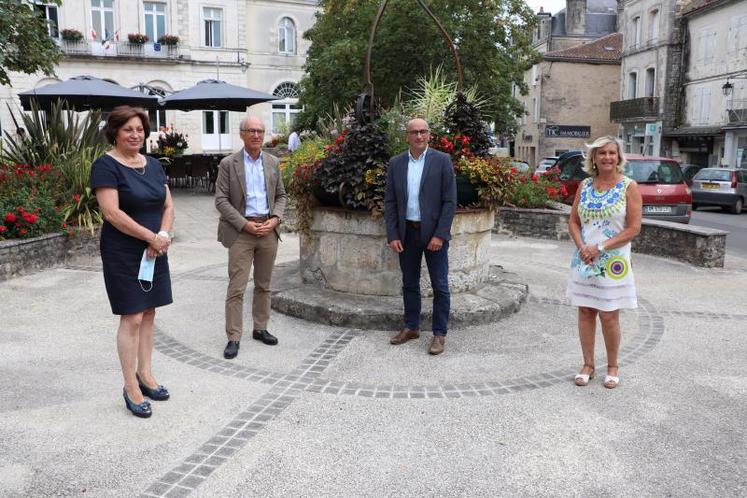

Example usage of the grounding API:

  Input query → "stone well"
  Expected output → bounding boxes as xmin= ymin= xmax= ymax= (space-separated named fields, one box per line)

xmin=299 ymin=207 xmax=495 ymax=296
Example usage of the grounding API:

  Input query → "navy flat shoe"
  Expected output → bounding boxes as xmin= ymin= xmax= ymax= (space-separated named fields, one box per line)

xmin=136 ymin=373 xmax=170 ymax=401
xmin=123 ymin=388 xmax=152 ymax=418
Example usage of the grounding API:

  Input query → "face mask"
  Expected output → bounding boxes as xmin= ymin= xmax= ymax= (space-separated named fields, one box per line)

xmin=138 ymin=249 xmax=155 ymax=292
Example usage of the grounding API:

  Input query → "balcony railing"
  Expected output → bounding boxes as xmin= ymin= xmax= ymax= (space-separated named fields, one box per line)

xmin=610 ymin=97 xmax=660 ymax=121
xmin=727 ymin=100 xmax=747 ymax=124
xmin=59 ymin=40 xmax=180 ymax=59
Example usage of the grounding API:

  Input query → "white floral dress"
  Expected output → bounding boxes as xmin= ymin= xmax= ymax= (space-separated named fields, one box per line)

xmin=566 ymin=176 xmax=637 ymax=311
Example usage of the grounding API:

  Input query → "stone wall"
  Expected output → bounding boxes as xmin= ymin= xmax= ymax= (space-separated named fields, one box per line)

xmin=495 ymin=206 xmax=727 ymax=267
xmin=0 ymin=228 xmax=100 ymax=281
xmin=300 ymin=208 xmax=495 ymax=296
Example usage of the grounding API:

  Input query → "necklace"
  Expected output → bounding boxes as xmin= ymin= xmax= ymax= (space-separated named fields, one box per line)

xmin=109 ymin=151 xmax=146 ymax=175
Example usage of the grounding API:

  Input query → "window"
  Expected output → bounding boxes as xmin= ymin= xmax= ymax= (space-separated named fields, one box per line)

xmin=693 ymin=88 xmax=711 ymax=125
xmin=649 ymin=9 xmax=659 ymax=42
xmin=203 ymin=7 xmax=222 ymax=48
xmin=728 ymin=16 xmax=747 ymax=54
xmin=628 ymin=72 xmax=638 ymax=99
xmin=531 ymin=64 xmax=538 ymax=86
xmin=699 ymin=27 xmax=716 ymax=63
xmin=278 ymin=17 xmax=296 ymax=54
xmin=34 ymin=3 xmax=59 ymax=38
xmin=632 ymin=16 xmax=641 ymax=48
xmin=532 ymin=97 xmax=539 ymax=122
xmin=645 ymin=68 xmax=655 ymax=97
xmin=271 ymin=82 xmax=301 ymax=133
xmin=91 ymin=0 xmax=115 ymax=40
xmin=144 ymin=2 xmax=166 ymax=41
xmin=202 ymin=111 xmax=229 ymax=151
xmin=145 ymin=87 xmax=166 ymax=132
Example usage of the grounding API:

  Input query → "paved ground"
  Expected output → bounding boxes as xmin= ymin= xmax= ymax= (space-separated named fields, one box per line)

xmin=1 ymin=190 xmax=746 ymax=497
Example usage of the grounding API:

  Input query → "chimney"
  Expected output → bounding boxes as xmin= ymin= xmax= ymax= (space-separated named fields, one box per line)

xmin=565 ymin=0 xmax=587 ymax=35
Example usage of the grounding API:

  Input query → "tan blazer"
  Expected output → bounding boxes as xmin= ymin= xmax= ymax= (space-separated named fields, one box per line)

xmin=215 ymin=149 xmax=287 ymax=248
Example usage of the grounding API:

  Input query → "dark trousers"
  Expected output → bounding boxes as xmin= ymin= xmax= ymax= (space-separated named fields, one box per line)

xmin=399 ymin=223 xmax=450 ymax=335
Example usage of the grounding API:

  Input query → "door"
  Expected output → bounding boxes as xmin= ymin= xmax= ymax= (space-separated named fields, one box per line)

xmin=201 ymin=111 xmax=230 ymax=152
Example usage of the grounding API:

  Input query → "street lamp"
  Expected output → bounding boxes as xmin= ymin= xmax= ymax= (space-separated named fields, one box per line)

xmin=722 ymin=79 xmax=733 ymax=96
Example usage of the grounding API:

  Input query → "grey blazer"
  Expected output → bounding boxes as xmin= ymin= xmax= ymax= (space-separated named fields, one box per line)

xmin=215 ymin=149 xmax=287 ymax=248
xmin=384 ymin=148 xmax=456 ymax=245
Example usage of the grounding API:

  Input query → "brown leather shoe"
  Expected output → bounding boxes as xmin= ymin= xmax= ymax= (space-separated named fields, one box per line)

xmin=390 ymin=328 xmax=420 ymax=345
xmin=428 ymin=336 xmax=445 ymax=355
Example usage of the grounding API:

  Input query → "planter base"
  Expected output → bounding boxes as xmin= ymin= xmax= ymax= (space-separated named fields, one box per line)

xmin=272 ymin=262 xmax=528 ymax=329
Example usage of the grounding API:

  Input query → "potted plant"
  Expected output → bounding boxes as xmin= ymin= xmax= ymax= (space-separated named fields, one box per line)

xmin=156 ymin=126 xmax=189 ymax=156
xmin=157 ymin=34 xmax=180 ymax=46
xmin=127 ymin=33 xmax=149 ymax=44
xmin=60 ymin=29 xmax=84 ymax=43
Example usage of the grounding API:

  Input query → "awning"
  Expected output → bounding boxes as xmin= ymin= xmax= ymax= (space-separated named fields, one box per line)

xmin=663 ymin=126 xmax=723 ymax=137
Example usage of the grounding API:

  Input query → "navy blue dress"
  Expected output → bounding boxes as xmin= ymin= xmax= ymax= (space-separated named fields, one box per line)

xmin=90 ymin=154 xmax=173 ymax=315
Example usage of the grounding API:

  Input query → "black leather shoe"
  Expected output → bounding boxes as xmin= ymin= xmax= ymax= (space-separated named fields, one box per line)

xmin=224 ymin=340 xmax=240 ymax=359
xmin=252 ymin=329 xmax=278 ymax=346
xmin=136 ymin=373 xmax=170 ymax=401
xmin=123 ymin=388 xmax=152 ymax=418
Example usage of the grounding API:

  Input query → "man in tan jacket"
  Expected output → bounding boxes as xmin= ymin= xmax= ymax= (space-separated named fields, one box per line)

xmin=215 ymin=116 xmax=286 ymax=359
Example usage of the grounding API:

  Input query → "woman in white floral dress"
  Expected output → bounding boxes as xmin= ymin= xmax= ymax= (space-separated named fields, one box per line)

xmin=567 ymin=136 xmax=642 ymax=389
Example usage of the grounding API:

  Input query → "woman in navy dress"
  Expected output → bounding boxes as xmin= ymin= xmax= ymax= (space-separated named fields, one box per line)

xmin=91 ymin=106 xmax=174 ymax=418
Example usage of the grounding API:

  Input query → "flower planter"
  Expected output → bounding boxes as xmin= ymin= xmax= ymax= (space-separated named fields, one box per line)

xmin=456 ymin=174 xmax=479 ymax=206
xmin=300 ymin=207 xmax=494 ymax=296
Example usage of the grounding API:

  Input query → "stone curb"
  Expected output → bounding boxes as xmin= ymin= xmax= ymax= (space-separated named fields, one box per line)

xmin=271 ymin=263 xmax=528 ymax=329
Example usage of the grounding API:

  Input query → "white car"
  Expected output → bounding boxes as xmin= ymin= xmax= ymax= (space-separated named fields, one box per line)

xmin=532 ymin=157 xmax=558 ymax=179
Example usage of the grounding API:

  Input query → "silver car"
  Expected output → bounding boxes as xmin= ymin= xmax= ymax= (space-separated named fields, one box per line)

xmin=691 ymin=168 xmax=747 ymax=214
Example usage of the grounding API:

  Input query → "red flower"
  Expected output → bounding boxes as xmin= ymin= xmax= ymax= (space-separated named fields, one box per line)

xmin=22 ymin=213 xmax=38 ymax=224
xmin=72 ymin=193 xmax=81 ymax=203
xmin=0 ymin=226 xmax=6 ymax=233
xmin=19 ymin=229 xmax=27 ymax=236
xmin=5 ymin=212 xmax=17 ymax=223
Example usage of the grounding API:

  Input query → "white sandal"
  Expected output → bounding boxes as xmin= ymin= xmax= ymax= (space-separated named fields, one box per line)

xmin=574 ymin=365 xmax=595 ymax=386
xmin=604 ymin=365 xmax=619 ymax=389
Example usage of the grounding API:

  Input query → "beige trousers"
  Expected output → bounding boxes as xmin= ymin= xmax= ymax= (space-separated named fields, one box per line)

xmin=225 ymin=231 xmax=279 ymax=341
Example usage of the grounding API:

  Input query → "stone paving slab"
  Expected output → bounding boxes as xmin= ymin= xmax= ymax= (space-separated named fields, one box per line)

xmin=1 ymin=191 xmax=746 ymax=497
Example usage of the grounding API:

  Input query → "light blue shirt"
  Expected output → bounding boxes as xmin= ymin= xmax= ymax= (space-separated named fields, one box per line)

xmin=244 ymin=150 xmax=269 ymax=216
xmin=406 ymin=147 xmax=427 ymax=221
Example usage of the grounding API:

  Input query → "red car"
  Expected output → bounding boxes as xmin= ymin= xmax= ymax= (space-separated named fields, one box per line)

xmin=557 ymin=153 xmax=692 ymax=224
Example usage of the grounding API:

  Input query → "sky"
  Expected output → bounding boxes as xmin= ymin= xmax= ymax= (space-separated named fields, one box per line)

xmin=524 ymin=0 xmax=567 ymax=15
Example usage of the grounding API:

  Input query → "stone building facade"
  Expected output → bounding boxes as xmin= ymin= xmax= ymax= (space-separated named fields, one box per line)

xmin=611 ymin=0 xmax=680 ymax=158
xmin=0 ymin=0 xmax=319 ymax=154
xmin=515 ymin=0 xmax=620 ymax=166
xmin=672 ymin=0 xmax=747 ymax=168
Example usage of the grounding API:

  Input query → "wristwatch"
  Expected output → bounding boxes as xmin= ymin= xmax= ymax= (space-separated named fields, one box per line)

xmin=596 ymin=242 xmax=605 ymax=253
xmin=157 ymin=230 xmax=171 ymax=241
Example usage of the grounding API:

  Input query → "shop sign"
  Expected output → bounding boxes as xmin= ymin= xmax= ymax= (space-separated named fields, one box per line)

xmin=544 ymin=125 xmax=591 ymax=138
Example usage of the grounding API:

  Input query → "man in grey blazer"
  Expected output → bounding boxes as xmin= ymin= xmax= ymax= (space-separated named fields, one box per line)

xmin=384 ymin=118 xmax=457 ymax=355
xmin=215 ymin=116 xmax=286 ymax=359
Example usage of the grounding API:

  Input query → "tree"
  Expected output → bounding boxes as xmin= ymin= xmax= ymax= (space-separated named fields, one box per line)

xmin=0 ymin=0 xmax=63 ymax=86
xmin=298 ymin=0 xmax=539 ymax=134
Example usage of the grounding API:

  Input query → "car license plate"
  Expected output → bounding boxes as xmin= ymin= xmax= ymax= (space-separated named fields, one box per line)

xmin=702 ymin=183 xmax=720 ymax=189
xmin=644 ymin=205 xmax=672 ymax=214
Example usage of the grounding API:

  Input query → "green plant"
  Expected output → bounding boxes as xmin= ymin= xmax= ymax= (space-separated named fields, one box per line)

xmin=378 ymin=104 xmax=409 ymax=158
xmin=457 ymin=156 xmax=517 ymax=210
xmin=1 ymin=100 xmax=107 ymax=167
xmin=315 ymin=117 xmax=390 ymax=210
xmin=60 ymin=28 xmax=83 ymax=42
xmin=280 ymin=137 xmax=328 ymax=190
xmin=57 ymin=147 xmax=103 ymax=234
xmin=443 ymin=93 xmax=492 ymax=157
xmin=0 ymin=163 xmax=65 ymax=240
xmin=128 ymin=33 xmax=149 ymax=44
xmin=157 ymin=34 xmax=179 ymax=46
xmin=404 ymin=65 xmax=491 ymax=132
xmin=508 ymin=168 xmax=566 ymax=208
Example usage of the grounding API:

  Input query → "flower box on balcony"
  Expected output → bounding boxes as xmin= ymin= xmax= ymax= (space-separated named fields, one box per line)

xmin=128 ymin=33 xmax=150 ymax=44
xmin=157 ymin=34 xmax=180 ymax=46
xmin=60 ymin=29 xmax=84 ymax=42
